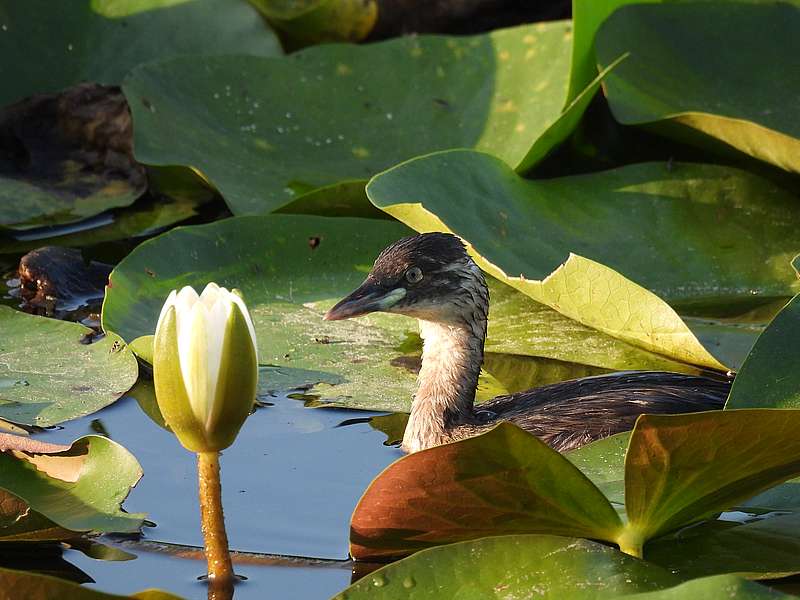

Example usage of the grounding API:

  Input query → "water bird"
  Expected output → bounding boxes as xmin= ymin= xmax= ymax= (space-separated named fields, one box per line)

xmin=324 ymin=233 xmax=730 ymax=453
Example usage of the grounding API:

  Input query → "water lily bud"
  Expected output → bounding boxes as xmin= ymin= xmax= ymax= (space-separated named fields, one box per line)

xmin=153 ymin=283 xmax=258 ymax=453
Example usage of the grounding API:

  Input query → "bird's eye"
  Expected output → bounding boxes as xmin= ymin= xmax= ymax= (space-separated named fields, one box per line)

xmin=405 ymin=266 xmax=423 ymax=284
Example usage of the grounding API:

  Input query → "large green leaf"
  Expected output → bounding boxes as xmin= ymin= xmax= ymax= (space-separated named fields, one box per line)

xmin=726 ymin=295 xmax=800 ymax=409
xmin=349 ymin=423 xmax=621 ymax=561
xmin=367 ymin=151 xmax=800 ymax=369
xmin=622 ymin=410 xmax=800 ymax=556
xmin=0 ymin=434 xmax=145 ymax=535
xmin=566 ymin=431 xmax=629 ymax=505
xmin=101 ymin=215 xmax=720 ymax=414
xmin=596 ymin=2 xmax=800 ymax=173
xmin=0 ymin=565 xmax=181 ymax=600
xmin=0 ymin=0 xmax=280 ymax=107
xmin=647 ymin=513 xmax=800 ymax=580
xmin=625 ymin=574 xmax=790 ymax=599
xmin=338 ymin=535 xmax=679 ymax=599
xmin=251 ymin=0 xmax=378 ymax=46
xmin=0 ymin=307 xmax=138 ymax=427
xmin=122 ymin=21 xmax=602 ymax=215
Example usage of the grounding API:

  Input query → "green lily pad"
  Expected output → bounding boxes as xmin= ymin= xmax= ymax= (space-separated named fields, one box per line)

xmin=122 ymin=20 xmax=603 ymax=215
xmin=367 ymin=152 xmax=800 ymax=369
xmin=596 ymin=2 xmax=800 ymax=173
xmin=0 ymin=565 xmax=181 ymax=600
xmin=0 ymin=307 xmax=138 ymax=427
xmin=251 ymin=0 xmax=378 ymax=47
xmin=726 ymin=295 xmax=800 ymax=409
xmin=349 ymin=422 xmax=621 ymax=561
xmin=339 ymin=534 xmax=679 ymax=599
xmin=0 ymin=0 xmax=280 ymax=107
xmin=623 ymin=410 xmax=800 ymax=555
xmin=102 ymin=215 xmax=725 ymax=415
xmin=0 ymin=434 xmax=145 ymax=536
xmin=647 ymin=513 xmax=800 ymax=580
xmin=625 ymin=574 xmax=789 ymax=600
xmin=566 ymin=431 xmax=630 ymax=505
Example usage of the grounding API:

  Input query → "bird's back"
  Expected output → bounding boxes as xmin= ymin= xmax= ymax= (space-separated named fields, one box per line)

xmin=469 ymin=371 xmax=731 ymax=452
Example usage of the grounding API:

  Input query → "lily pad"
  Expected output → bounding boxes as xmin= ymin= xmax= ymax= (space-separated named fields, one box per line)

xmin=0 ymin=433 xmax=145 ymax=536
xmin=338 ymin=535 xmax=679 ymax=599
xmin=122 ymin=20 xmax=602 ymax=215
xmin=596 ymin=2 xmax=800 ymax=173
xmin=625 ymin=574 xmax=789 ymax=600
xmin=0 ymin=84 xmax=145 ymax=231
xmin=0 ymin=0 xmax=281 ymax=107
xmin=0 ymin=307 xmax=138 ymax=426
xmin=0 ymin=565 xmax=181 ymax=600
xmin=726 ymin=295 xmax=800 ymax=409
xmin=349 ymin=422 xmax=621 ymax=561
xmin=566 ymin=431 xmax=630 ymax=505
xmin=102 ymin=215 xmax=726 ymax=415
xmin=251 ymin=0 xmax=378 ymax=46
xmin=367 ymin=152 xmax=800 ymax=369
xmin=622 ymin=410 xmax=800 ymax=555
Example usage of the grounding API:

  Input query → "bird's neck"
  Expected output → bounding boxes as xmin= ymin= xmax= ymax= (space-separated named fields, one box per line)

xmin=402 ymin=318 xmax=486 ymax=453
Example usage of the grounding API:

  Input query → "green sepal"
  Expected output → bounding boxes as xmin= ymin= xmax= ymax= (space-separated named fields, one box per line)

xmin=205 ymin=300 xmax=258 ymax=451
xmin=152 ymin=305 xmax=208 ymax=453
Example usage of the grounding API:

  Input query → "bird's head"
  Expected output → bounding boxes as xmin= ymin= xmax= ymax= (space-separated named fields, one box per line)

xmin=324 ymin=232 xmax=488 ymax=325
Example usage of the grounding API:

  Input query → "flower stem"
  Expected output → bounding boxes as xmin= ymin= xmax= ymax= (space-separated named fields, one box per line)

xmin=198 ymin=451 xmax=234 ymax=589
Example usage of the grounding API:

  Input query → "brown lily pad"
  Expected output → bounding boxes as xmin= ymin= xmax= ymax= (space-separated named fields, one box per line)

xmin=0 ymin=83 xmax=146 ymax=230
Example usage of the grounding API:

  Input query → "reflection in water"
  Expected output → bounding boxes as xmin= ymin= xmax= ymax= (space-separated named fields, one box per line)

xmin=34 ymin=389 xmax=400 ymax=598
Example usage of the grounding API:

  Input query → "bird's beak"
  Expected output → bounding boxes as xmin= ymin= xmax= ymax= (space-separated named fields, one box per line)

xmin=324 ymin=280 xmax=406 ymax=321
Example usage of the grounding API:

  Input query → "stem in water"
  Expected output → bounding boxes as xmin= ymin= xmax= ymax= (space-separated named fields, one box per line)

xmin=198 ymin=451 xmax=234 ymax=599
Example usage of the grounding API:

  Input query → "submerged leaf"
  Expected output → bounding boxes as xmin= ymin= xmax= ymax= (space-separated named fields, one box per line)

xmin=349 ymin=423 xmax=620 ymax=561
xmin=596 ymin=2 xmax=800 ymax=173
xmin=0 ymin=307 xmax=138 ymax=427
xmin=122 ymin=21 xmax=596 ymax=215
xmin=0 ymin=84 xmax=145 ymax=231
xmin=0 ymin=433 xmax=145 ymax=537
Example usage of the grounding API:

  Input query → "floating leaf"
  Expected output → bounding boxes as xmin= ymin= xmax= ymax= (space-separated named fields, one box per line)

xmin=0 ymin=84 xmax=145 ymax=231
xmin=0 ymin=565 xmax=181 ymax=599
xmin=625 ymin=574 xmax=789 ymax=600
xmin=251 ymin=0 xmax=378 ymax=47
xmin=726 ymin=295 xmax=799 ymax=409
xmin=566 ymin=431 xmax=629 ymax=504
xmin=340 ymin=534 xmax=679 ymax=599
xmin=367 ymin=152 xmax=800 ymax=369
xmin=0 ymin=0 xmax=280 ymax=107
xmin=101 ymin=215 xmax=721 ymax=415
xmin=0 ymin=433 xmax=145 ymax=536
xmin=647 ymin=513 xmax=800 ymax=580
xmin=622 ymin=410 xmax=800 ymax=556
xmin=349 ymin=423 xmax=621 ymax=561
xmin=596 ymin=2 xmax=800 ymax=173
xmin=0 ymin=307 xmax=138 ymax=426
xmin=122 ymin=21 xmax=601 ymax=215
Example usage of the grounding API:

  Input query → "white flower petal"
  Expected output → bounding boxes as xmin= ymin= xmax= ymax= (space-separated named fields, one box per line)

xmin=203 ymin=296 xmax=231 ymax=429
xmin=155 ymin=289 xmax=177 ymax=337
xmin=229 ymin=291 xmax=258 ymax=362
xmin=200 ymin=282 xmax=222 ymax=310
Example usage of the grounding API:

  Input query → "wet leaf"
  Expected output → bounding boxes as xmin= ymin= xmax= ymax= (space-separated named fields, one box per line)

xmin=367 ymin=152 xmax=799 ymax=369
xmin=122 ymin=21 xmax=599 ymax=215
xmin=349 ymin=423 xmax=621 ymax=561
xmin=252 ymin=0 xmax=378 ymax=46
xmin=0 ymin=0 xmax=281 ymax=107
xmin=0 ymin=433 xmax=145 ymax=537
xmin=726 ymin=295 xmax=800 ymax=409
xmin=623 ymin=410 xmax=800 ymax=551
xmin=0 ymin=307 xmax=139 ymax=426
xmin=102 ymin=215 xmax=719 ymax=415
xmin=566 ymin=431 xmax=629 ymax=505
xmin=340 ymin=535 xmax=679 ymax=599
xmin=596 ymin=2 xmax=800 ymax=173
xmin=647 ymin=513 xmax=800 ymax=580
xmin=0 ymin=85 xmax=145 ymax=231
xmin=625 ymin=574 xmax=789 ymax=599
xmin=0 ymin=565 xmax=181 ymax=599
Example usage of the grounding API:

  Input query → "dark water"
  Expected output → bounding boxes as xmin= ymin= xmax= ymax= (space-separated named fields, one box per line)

xmin=36 ymin=390 xmax=402 ymax=599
